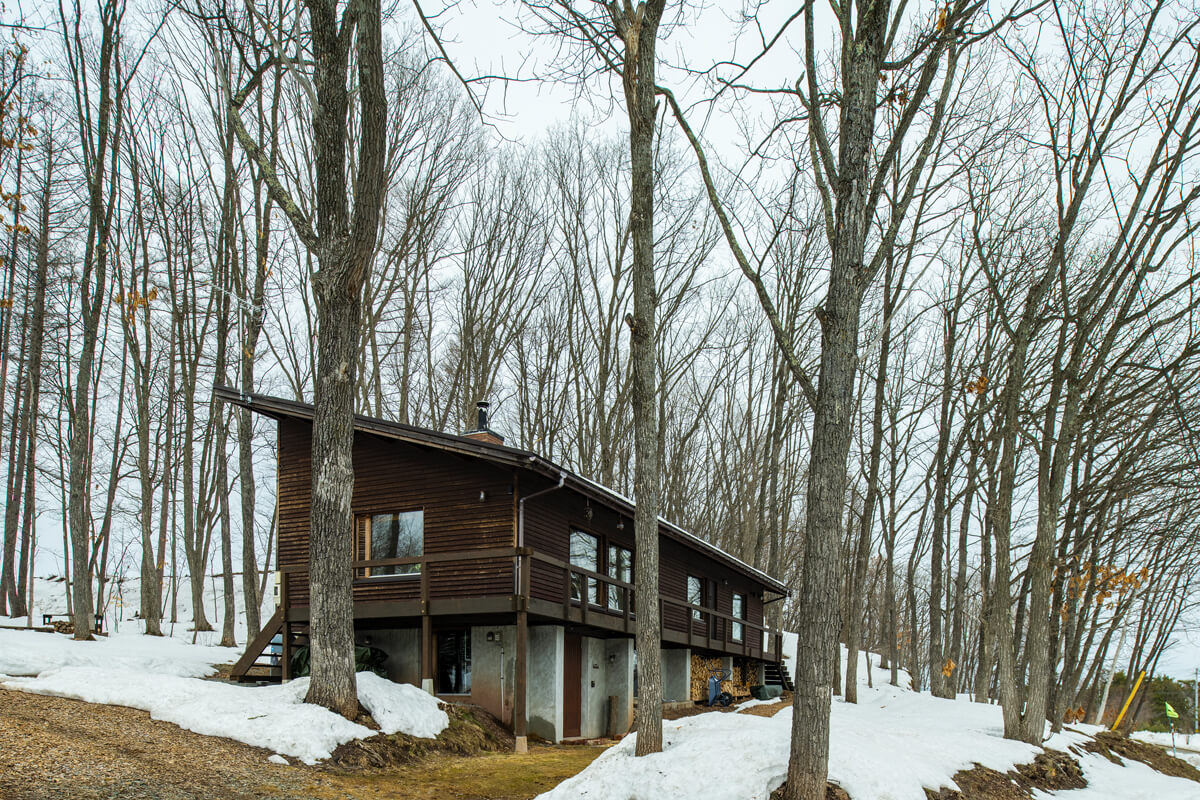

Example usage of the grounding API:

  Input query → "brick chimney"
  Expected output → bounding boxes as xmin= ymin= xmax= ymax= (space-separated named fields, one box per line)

xmin=463 ymin=400 xmax=504 ymax=445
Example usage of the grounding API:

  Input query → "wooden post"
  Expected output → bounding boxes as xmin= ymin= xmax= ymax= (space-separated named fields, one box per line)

xmin=421 ymin=559 xmax=434 ymax=694
xmin=514 ymin=608 xmax=529 ymax=753
xmin=280 ymin=572 xmax=291 ymax=681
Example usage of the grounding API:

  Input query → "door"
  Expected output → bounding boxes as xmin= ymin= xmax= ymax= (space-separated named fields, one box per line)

xmin=563 ymin=632 xmax=582 ymax=738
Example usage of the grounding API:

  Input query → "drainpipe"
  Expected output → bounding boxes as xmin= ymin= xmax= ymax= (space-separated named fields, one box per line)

xmin=515 ymin=468 xmax=567 ymax=595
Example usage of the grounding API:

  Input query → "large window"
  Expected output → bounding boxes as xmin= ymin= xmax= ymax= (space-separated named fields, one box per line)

xmin=362 ymin=511 xmax=423 ymax=576
xmin=687 ymin=575 xmax=703 ymax=622
xmin=607 ymin=545 xmax=632 ymax=611
xmin=732 ymin=593 xmax=746 ymax=642
xmin=436 ymin=630 xmax=471 ymax=694
xmin=569 ymin=529 xmax=600 ymax=604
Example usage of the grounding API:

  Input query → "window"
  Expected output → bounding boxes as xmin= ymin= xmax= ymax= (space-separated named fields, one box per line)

xmin=687 ymin=575 xmax=703 ymax=622
xmin=607 ymin=545 xmax=632 ymax=611
xmin=436 ymin=630 xmax=471 ymax=694
xmin=732 ymin=593 xmax=746 ymax=642
xmin=569 ymin=529 xmax=599 ymax=605
xmin=362 ymin=511 xmax=423 ymax=576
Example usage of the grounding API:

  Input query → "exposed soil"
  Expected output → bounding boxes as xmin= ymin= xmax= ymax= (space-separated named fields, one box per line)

xmin=1082 ymin=730 xmax=1200 ymax=781
xmin=923 ymin=766 xmax=1030 ymax=800
xmin=0 ymin=687 xmax=603 ymax=800
xmin=768 ymin=781 xmax=850 ymax=800
xmin=739 ymin=696 xmax=793 ymax=718
xmin=328 ymin=703 xmax=515 ymax=769
xmin=921 ymin=749 xmax=1087 ymax=800
xmin=661 ymin=692 xmax=792 ymax=721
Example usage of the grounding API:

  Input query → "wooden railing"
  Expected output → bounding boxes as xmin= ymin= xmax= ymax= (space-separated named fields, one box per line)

xmin=276 ymin=546 xmax=783 ymax=662
xmin=528 ymin=551 xmax=783 ymax=660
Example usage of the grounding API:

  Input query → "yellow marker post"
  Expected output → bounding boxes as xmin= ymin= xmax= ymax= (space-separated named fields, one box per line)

xmin=1111 ymin=670 xmax=1146 ymax=731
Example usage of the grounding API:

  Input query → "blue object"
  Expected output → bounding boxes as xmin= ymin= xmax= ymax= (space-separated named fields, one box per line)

xmin=708 ymin=667 xmax=733 ymax=706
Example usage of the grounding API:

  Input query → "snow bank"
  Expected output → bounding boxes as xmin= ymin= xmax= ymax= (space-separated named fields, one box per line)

xmin=540 ymin=711 xmax=790 ymax=800
xmin=1045 ymin=745 xmax=1200 ymax=799
xmin=2 ymin=668 xmax=448 ymax=764
xmin=539 ymin=642 xmax=1199 ymax=800
xmin=0 ymin=627 xmax=236 ymax=678
xmin=357 ymin=671 xmax=449 ymax=739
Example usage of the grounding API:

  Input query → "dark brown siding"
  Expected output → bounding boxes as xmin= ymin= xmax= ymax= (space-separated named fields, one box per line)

xmin=521 ymin=474 xmax=768 ymax=652
xmin=279 ymin=419 xmax=516 ymax=606
xmin=275 ymin=416 xmax=773 ymax=657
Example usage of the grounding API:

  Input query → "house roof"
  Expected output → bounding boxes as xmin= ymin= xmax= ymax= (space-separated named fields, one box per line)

xmin=215 ymin=387 xmax=790 ymax=596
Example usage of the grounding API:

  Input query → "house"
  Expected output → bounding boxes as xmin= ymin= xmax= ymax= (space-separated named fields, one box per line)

xmin=222 ymin=389 xmax=790 ymax=750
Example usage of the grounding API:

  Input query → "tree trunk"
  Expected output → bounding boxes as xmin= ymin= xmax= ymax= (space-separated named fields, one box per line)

xmin=616 ymin=0 xmax=668 ymax=757
xmin=845 ymin=259 xmax=893 ymax=702
xmin=306 ymin=285 xmax=361 ymax=718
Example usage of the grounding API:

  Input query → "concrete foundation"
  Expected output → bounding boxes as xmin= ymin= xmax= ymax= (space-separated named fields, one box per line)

xmin=471 ymin=625 xmax=517 ymax=726
xmin=527 ymin=625 xmax=564 ymax=742
xmin=604 ymin=638 xmax=635 ymax=736
xmin=661 ymin=647 xmax=692 ymax=702
xmin=364 ymin=628 xmax=420 ymax=686
xmin=356 ymin=622 xmax=636 ymax=744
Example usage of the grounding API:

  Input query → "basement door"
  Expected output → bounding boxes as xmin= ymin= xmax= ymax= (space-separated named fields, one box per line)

xmin=564 ymin=632 xmax=582 ymax=738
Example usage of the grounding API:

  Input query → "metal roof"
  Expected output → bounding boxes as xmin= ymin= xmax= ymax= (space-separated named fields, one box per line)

xmin=215 ymin=387 xmax=789 ymax=595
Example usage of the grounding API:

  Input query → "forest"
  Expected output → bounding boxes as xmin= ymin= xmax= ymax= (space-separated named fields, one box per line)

xmin=0 ymin=0 xmax=1196 ymax=796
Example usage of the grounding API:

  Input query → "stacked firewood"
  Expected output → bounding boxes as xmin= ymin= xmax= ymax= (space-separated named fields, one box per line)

xmin=689 ymin=656 xmax=757 ymax=701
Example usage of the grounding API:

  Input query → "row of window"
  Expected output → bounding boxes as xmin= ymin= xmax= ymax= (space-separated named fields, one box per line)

xmin=568 ymin=528 xmax=632 ymax=611
xmin=355 ymin=513 xmax=747 ymax=642
xmin=686 ymin=575 xmax=747 ymax=642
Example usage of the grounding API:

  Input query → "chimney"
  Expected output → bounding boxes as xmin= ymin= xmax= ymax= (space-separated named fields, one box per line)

xmin=463 ymin=400 xmax=504 ymax=446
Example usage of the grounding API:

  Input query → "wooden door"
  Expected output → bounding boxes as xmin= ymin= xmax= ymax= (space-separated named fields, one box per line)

xmin=563 ymin=632 xmax=582 ymax=738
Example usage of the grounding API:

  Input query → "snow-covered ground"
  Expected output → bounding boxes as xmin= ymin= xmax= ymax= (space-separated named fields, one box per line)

xmin=4 ymin=573 xmax=273 ymax=648
xmin=538 ymin=643 xmax=1200 ymax=800
xmin=0 ymin=626 xmax=449 ymax=764
xmin=2 ymin=623 xmax=1198 ymax=796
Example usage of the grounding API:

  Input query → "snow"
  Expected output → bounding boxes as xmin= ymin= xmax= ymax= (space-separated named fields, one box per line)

xmin=537 ymin=643 xmax=1198 ymax=800
xmin=267 ymin=754 xmax=289 ymax=765
xmin=357 ymin=670 xmax=450 ymax=739
xmin=0 ymin=627 xmax=236 ymax=678
xmin=0 ymin=627 xmax=449 ymax=764
xmin=1036 ymin=747 xmax=1200 ymax=799
xmin=2 ymin=667 xmax=448 ymax=764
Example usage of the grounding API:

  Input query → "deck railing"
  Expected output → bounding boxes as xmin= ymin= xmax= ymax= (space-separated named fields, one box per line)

xmin=276 ymin=545 xmax=783 ymax=664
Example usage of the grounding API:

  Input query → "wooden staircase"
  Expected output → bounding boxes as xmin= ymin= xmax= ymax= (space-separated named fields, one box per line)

xmin=229 ymin=609 xmax=288 ymax=682
xmin=763 ymin=661 xmax=795 ymax=692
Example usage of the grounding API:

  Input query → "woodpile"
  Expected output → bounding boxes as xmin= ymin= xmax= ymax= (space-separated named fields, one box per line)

xmin=690 ymin=655 xmax=759 ymax=701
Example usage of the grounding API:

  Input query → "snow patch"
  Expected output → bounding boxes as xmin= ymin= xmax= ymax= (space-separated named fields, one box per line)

xmin=357 ymin=671 xmax=449 ymax=738
xmin=0 ymin=627 xmax=235 ymax=678
xmin=1 ymin=647 xmax=449 ymax=764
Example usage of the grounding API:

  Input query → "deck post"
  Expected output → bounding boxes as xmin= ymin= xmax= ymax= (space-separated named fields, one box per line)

xmin=514 ymin=608 xmax=529 ymax=753
xmin=420 ymin=560 xmax=434 ymax=694
xmin=280 ymin=572 xmax=291 ymax=682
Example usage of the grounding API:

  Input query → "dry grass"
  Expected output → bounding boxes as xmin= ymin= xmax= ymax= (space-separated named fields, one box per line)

xmin=0 ymin=686 xmax=604 ymax=800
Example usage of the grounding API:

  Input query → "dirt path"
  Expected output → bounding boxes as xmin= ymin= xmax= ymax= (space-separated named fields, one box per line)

xmin=0 ymin=688 xmax=603 ymax=800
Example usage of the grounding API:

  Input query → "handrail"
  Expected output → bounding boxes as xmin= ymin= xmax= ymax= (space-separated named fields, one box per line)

xmin=660 ymin=596 xmax=770 ymax=635
xmin=276 ymin=544 xmax=784 ymax=660
xmin=529 ymin=551 xmax=635 ymax=591
xmin=279 ymin=547 xmax=528 ymax=575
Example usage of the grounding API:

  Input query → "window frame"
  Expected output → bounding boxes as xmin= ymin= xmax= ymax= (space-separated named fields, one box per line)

xmin=687 ymin=575 xmax=704 ymax=622
xmin=569 ymin=527 xmax=601 ymax=606
xmin=731 ymin=592 xmax=746 ymax=642
xmin=606 ymin=544 xmax=633 ymax=612
xmin=358 ymin=510 xmax=425 ymax=578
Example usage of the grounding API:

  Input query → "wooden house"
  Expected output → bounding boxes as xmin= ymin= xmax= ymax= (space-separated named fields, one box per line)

xmin=224 ymin=389 xmax=789 ymax=749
